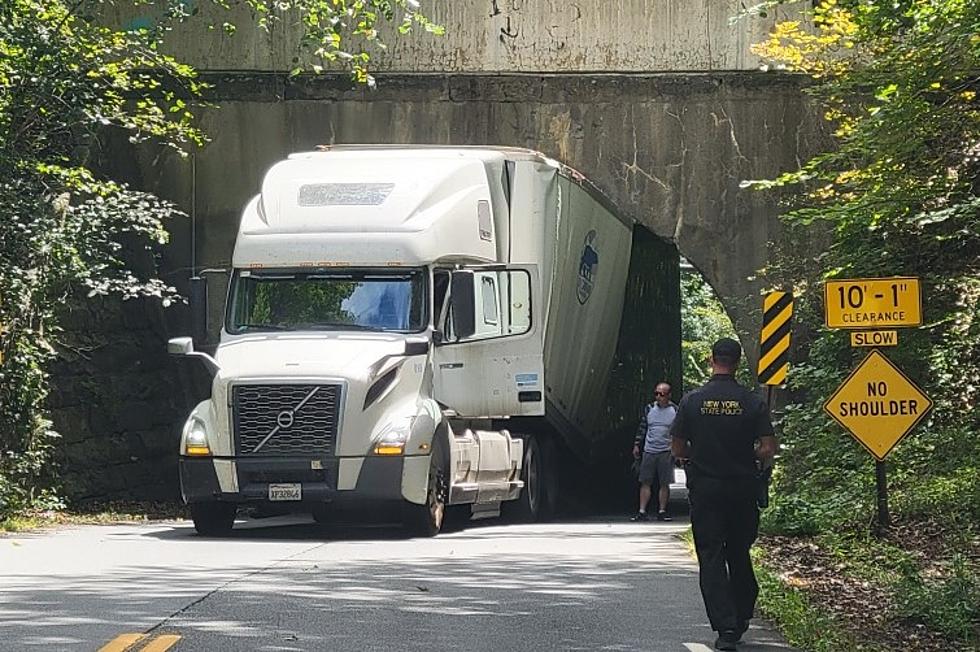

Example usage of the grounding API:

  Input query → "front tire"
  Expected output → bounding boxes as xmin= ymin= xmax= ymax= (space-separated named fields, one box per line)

xmin=402 ymin=444 xmax=448 ymax=537
xmin=190 ymin=502 xmax=237 ymax=537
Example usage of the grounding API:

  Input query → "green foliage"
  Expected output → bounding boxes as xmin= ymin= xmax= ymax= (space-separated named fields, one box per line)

xmin=895 ymin=555 xmax=980 ymax=644
xmin=0 ymin=0 xmax=436 ymax=519
xmin=1 ymin=0 xmax=188 ymax=515
xmin=754 ymin=552 xmax=876 ymax=652
xmin=750 ymin=0 xmax=980 ymax=532
xmin=680 ymin=271 xmax=744 ymax=390
xmin=750 ymin=2 xmax=980 ymax=647
xmin=278 ymin=0 xmax=444 ymax=84
xmin=809 ymin=530 xmax=980 ymax=646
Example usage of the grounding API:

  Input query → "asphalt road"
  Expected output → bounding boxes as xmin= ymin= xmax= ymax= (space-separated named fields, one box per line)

xmin=0 ymin=504 xmax=798 ymax=652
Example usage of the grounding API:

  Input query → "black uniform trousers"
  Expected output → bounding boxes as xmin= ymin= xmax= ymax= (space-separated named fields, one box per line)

xmin=688 ymin=472 xmax=760 ymax=633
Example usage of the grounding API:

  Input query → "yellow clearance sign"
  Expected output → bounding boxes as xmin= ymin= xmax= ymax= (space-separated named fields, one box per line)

xmin=825 ymin=277 xmax=921 ymax=329
xmin=824 ymin=350 xmax=932 ymax=461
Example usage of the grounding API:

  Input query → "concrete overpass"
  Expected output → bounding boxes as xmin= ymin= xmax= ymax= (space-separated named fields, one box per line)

xmin=57 ymin=1 xmax=826 ymax=501
xmin=111 ymin=0 xmax=824 ymax=359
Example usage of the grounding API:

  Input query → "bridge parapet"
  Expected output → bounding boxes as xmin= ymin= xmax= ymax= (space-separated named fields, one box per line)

xmin=110 ymin=0 xmax=807 ymax=74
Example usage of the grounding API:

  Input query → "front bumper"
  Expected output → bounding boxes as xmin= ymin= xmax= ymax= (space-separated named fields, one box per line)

xmin=179 ymin=455 xmax=411 ymax=507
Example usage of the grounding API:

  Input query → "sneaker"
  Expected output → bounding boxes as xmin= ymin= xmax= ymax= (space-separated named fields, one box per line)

xmin=656 ymin=511 xmax=672 ymax=521
xmin=714 ymin=631 xmax=739 ymax=651
xmin=629 ymin=512 xmax=649 ymax=522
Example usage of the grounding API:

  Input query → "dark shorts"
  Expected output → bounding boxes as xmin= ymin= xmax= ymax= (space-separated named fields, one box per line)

xmin=639 ymin=451 xmax=674 ymax=488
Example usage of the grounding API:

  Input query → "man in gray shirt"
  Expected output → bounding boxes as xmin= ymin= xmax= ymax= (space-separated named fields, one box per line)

xmin=631 ymin=382 xmax=677 ymax=521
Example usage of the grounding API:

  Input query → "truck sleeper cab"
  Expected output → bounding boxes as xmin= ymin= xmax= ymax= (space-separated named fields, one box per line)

xmin=169 ymin=147 xmax=633 ymax=536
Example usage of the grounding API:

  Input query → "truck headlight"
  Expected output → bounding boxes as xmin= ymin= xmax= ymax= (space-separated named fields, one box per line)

xmin=183 ymin=417 xmax=211 ymax=456
xmin=373 ymin=417 xmax=414 ymax=456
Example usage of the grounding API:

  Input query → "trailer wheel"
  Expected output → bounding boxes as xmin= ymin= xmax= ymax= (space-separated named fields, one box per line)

xmin=402 ymin=443 xmax=448 ymax=537
xmin=541 ymin=436 xmax=560 ymax=518
xmin=511 ymin=435 xmax=551 ymax=521
xmin=190 ymin=502 xmax=237 ymax=537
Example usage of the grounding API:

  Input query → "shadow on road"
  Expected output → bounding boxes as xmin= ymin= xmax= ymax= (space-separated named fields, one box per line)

xmin=132 ymin=480 xmax=692 ymax=545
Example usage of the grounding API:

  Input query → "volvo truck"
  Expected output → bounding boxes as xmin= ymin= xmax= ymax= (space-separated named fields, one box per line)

xmin=169 ymin=146 xmax=639 ymax=536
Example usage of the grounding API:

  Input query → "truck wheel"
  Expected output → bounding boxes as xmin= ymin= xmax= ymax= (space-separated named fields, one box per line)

xmin=402 ymin=447 xmax=448 ymax=537
xmin=512 ymin=435 xmax=551 ymax=521
xmin=190 ymin=502 xmax=236 ymax=537
xmin=541 ymin=436 xmax=560 ymax=518
xmin=311 ymin=503 xmax=332 ymax=525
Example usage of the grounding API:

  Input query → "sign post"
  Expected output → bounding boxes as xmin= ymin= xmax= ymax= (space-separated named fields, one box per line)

xmin=822 ymin=277 xmax=929 ymax=533
xmin=757 ymin=291 xmax=793 ymax=509
xmin=875 ymin=461 xmax=889 ymax=531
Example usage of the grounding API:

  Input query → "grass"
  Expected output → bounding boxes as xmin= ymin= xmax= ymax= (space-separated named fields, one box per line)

xmin=682 ymin=524 xmax=883 ymax=651
xmin=0 ymin=501 xmax=187 ymax=534
xmin=754 ymin=551 xmax=883 ymax=652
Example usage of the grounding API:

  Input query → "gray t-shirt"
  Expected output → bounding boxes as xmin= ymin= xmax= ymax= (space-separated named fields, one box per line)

xmin=644 ymin=403 xmax=677 ymax=454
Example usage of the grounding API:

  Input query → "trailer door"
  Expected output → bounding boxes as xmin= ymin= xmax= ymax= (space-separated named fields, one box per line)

xmin=433 ymin=265 xmax=544 ymax=418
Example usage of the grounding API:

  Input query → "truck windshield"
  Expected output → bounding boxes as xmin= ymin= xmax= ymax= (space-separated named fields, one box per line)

xmin=226 ymin=268 xmax=427 ymax=334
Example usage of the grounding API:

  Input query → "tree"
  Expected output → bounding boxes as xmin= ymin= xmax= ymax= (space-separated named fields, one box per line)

xmin=747 ymin=0 xmax=979 ymax=555
xmin=0 ymin=0 xmax=437 ymax=517
xmin=747 ymin=4 xmax=979 ymax=644
xmin=680 ymin=271 xmax=740 ymax=391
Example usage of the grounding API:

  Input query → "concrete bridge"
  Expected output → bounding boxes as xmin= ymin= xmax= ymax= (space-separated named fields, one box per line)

xmin=57 ymin=1 xmax=825 ymax=501
xmin=113 ymin=0 xmax=825 ymax=360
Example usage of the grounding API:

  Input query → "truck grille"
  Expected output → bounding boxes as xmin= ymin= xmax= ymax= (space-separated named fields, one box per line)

xmin=232 ymin=384 xmax=341 ymax=456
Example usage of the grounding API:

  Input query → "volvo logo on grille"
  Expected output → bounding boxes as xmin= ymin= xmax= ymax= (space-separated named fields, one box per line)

xmin=251 ymin=386 xmax=321 ymax=453
xmin=276 ymin=410 xmax=295 ymax=429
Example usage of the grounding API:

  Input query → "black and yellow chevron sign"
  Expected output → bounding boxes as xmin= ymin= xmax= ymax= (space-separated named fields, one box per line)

xmin=758 ymin=291 xmax=793 ymax=386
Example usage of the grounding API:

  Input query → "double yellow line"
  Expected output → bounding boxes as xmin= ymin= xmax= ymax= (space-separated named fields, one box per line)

xmin=98 ymin=633 xmax=181 ymax=652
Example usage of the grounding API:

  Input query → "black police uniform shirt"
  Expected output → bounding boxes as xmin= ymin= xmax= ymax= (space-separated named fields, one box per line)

xmin=670 ymin=374 xmax=774 ymax=479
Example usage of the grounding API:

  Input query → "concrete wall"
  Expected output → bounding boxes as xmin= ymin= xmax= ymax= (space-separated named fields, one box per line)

xmin=103 ymin=0 xmax=821 ymax=358
xmin=122 ymin=71 xmax=825 ymax=367
xmin=50 ymin=296 xmax=188 ymax=502
xmin=114 ymin=0 xmax=804 ymax=73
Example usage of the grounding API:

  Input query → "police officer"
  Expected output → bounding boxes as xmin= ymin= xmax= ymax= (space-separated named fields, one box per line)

xmin=670 ymin=338 xmax=776 ymax=651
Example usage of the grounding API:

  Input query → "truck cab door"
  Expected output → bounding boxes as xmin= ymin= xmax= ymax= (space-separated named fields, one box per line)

xmin=432 ymin=265 xmax=544 ymax=418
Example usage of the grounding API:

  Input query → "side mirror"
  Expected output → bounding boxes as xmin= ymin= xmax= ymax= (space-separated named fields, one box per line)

xmin=431 ymin=330 xmax=444 ymax=345
xmin=450 ymin=271 xmax=476 ymax=340
xmin=189 ymin=275 xmax=208 ymax=346
xmin=168 ymin=337 xmax=195 ymax=355
xmin=167 ymin=336 xmax=220 ymax=378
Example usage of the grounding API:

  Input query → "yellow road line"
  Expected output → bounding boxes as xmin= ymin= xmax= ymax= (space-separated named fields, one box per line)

xmin=98 ymin=633 xmax=145 ymax=652
xmin=139 ymin=634 xmax=182 ymax=652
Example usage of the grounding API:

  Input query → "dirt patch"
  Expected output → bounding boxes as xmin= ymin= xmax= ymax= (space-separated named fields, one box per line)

xmin=759 ymin=516 xmax=978 ymax=652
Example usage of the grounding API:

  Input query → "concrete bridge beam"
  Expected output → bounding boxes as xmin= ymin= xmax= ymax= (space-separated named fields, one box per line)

xmin=119 ymin=72 xmax=825 ymax=369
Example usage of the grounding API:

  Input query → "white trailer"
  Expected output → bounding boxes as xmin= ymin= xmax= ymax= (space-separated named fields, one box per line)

xmin=169 ymin=146 xmax=633 ymax=536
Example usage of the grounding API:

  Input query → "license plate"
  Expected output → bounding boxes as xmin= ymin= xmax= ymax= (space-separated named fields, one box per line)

xmin=269 ymin=483 xmax=302 ymax=501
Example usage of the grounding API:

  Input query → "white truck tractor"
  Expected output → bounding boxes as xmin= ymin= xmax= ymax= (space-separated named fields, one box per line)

xmin=169 ymin=146 xmax=635 ymax=536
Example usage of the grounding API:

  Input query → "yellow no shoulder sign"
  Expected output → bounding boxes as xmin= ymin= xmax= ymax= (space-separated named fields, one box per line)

xmin=823 ymin=350 xmax=932 ymax=460
xmin=825 ymin=277 xmax=921 ymax=329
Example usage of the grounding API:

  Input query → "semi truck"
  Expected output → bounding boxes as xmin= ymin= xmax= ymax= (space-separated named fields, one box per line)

xmin=169 ymin=146 xmax=669 ymax=536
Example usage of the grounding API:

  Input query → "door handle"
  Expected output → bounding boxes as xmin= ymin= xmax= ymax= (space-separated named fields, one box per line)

xmin=439 ymin=363 xmax=464 ymax=370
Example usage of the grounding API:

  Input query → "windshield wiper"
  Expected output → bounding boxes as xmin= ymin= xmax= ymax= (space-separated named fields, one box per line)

xmin=236 ymin=323 xmax=291 ymax=331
